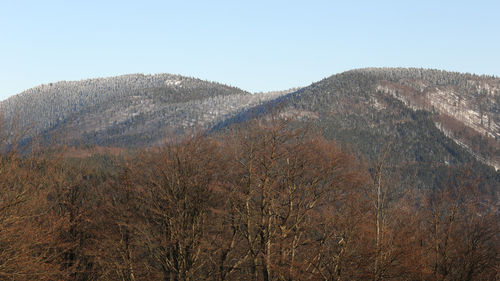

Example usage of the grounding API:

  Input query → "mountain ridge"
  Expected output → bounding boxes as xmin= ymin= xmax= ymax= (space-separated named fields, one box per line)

xmin=1 ymin=68 xmax=499 ymax=174
xmin=0 ymin=73 xmax=288 ymax=147
xmin=291 ymin=68 xmax=499 ymax=169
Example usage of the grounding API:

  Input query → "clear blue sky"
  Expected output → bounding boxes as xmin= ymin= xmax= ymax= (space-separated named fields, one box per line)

xmin=1 ymin=0 xmax=499 ymax=100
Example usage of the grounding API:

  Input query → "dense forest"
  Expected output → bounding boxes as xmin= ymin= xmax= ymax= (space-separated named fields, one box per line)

xmin=0 ymin=119 xmax=497 ymax=281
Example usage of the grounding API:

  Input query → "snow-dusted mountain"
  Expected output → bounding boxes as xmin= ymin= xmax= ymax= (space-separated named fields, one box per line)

xmin=227 ymin=68 xmax=499 ymax=171
xmin=0 ymin=73 xmax=288 ymax=146
xmin=371 ymin=68 xmax=499 ymax=169
xmin=1 ymin=68 xmax=498 ymax=175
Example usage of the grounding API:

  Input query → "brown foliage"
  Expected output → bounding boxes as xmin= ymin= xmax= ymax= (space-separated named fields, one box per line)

xmin=0 ymin=120 xmax=497 ymax=280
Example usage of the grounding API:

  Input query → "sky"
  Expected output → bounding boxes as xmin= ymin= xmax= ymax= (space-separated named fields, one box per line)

xmin=1 ymin=0 xmax=499 ymax=100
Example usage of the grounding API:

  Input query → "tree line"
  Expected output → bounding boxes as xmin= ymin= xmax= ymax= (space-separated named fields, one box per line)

xmin=0 ymin=120 xmax=498 ymax=280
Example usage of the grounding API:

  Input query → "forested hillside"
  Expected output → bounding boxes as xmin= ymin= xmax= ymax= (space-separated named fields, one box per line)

xmin=2 ymin=69 xmax=498 ymax=170
xmin=274 ymin=68 xmax=499 ymax=166
xmin=0 ymin=74 xmax=286 ymax=146
xmin=2 ymin=68 xmax=499 ymax=196
xmin=214 ymin=68 xmax=499 ymax=193
xmin=0 ymin=67 xmax=498 ymax=279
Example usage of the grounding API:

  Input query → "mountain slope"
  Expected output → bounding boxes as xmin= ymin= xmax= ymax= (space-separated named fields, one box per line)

xmin=212 ymin=68 xmax=499 ymax=193
xmin=1 ymin=68 xmax=498 ymax=180
xmin=0 ymin=74 xmax=285 ymax=146
xmin=368 ymin=68 xmax=499 ymax=169
xmin=227 ymin=68 xmax=499 ymax=169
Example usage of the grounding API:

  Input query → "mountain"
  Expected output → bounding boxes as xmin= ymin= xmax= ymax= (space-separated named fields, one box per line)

xmin=0 ymin=73 xmax=286 ymax=146
xmin=1 ymin=68 xmax=498 ymax=191
xmin=371 ymin=68 xmax=499 ymax=169
xmin=212 ymin=68 xmax=500 ymax=194
xmin=219 ymin=68 xmax=499 ymax=168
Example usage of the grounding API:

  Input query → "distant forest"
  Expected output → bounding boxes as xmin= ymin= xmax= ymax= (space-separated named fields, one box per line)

xmin=0 ymin=119 xmax=497 ymax=281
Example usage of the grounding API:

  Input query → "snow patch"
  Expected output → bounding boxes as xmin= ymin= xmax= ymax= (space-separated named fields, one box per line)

xmin=164 ymin=79 xmax=182 ymax=86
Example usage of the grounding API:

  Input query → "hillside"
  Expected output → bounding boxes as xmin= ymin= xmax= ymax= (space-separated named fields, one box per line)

xmin=0 ymin=74 xmax=286 ymax=146
xmin=222 ymin=68 xmax=499 ymax=167
xmin=213 ymin=68 xmax=500 ymax=193
xmin=368 ymin=68 xmax=499 ymax=169
xmin=1 ymin=68 xmax=499 ymax=181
